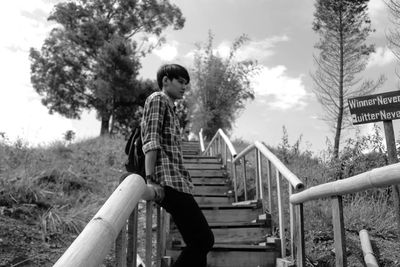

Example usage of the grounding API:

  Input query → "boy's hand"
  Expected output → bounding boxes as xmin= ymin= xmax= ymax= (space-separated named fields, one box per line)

xmin=146 ymin=173 xmax=161 ymax=183
xmin=147 ymin=183 xmax=165 ymax=203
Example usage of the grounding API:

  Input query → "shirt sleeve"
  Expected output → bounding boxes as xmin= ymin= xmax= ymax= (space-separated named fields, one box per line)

xmin=142 ymin=94 xmax=167 ymax=153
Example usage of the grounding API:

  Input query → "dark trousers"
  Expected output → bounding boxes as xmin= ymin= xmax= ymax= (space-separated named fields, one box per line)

xmin=159 ymin=186 xmax=214 ymax=267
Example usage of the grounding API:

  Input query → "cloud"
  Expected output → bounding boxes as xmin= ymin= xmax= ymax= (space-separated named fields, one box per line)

xmin=0 ymin=1 xmax=77 ymax=146
xmin=215 ymin=42 xmax=231 ymax=58
xmin=0 ymin=1 xmax=55 ymax=52
xmin=250 ymin=65 xmax=309 ymax=110
xmin=367 ymin=46 xmax=397 ymax=68
xmin=236 ymin=35 xmax=289 ymax=61
xmin=185 ymin=34 xmax=290 ymax=62
xmin=152 ymin=41 xmax=179 ymax=61
xmin=369 ymin=0 xmax=386 ymax=20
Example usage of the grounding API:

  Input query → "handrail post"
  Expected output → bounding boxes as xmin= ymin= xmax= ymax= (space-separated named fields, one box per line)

xmin=224 ymin=143 xmax=228 ymax=168
xmin=296 ymin=203 xmax=305 ymax=267
xmin=289 ymin=185 xmax=295 ymax=259
xmin=233 ymin=156 xmax=239 ymax=202
xmin=332 ymin=195 xmax=346 ymax=267
xmin=115 ymin=221 xmax=127 ymax=266
xmin=257 ymin=150 xmax=264 ymax=200
xmin=266 ymin=160 xmax=272 ymax=213
xmin=156 ymin=206 xmax=168 ymax=267
xmin=220 ymin=136 xmax=222 ymax=157
xmin=146 ymin=201 xmax=153 ymax=267
xmin=127 ymin=205 xmax=138 ymax=267
xmin=116 ymin=174 xmax=129 ymax=267
xmin=276 ymin=170 xmax=286 ymax=258
xmin=255 ymin=149 xmax=260 ymax=200
xmin=242 ymin=157 xmax=248 ymax=201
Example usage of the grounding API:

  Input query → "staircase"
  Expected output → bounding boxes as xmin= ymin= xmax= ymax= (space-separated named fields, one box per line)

xmin=165 ymin=141 xmax=279 ymax=267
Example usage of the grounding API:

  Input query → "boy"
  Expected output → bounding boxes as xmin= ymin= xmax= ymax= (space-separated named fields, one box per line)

xmin=141 ymin=64 xmax=214 ymax=267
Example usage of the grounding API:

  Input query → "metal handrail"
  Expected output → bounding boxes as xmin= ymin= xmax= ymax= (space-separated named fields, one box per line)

xmin=234 ymin=141 xmax=304 ymax=190
xmin=203 ymin=129 xmax=237 ymax=157
xmin=199 ymin=128 xmax=205 ymax=152
xmin=54 ymin=174 xmax=156 ymax=267
xmin=201 ymin=129 xmax=304 ymax=263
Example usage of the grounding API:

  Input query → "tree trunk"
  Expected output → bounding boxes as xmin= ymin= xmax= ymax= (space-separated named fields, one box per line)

xmin=334 ymin=7 xmax=345 ymax=161
xmin=100 ymin=114 xmax=110 ymax=136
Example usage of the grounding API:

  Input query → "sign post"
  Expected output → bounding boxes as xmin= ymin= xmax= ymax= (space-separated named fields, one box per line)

xmin=348 ymin=90 xmax=400 ymax=239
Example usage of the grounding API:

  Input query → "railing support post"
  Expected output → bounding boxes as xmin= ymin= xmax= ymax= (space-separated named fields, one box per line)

xmin=242 ymin=157 xmax=248 ymax=201
xmin=295 ymin=203 xmax=305 ymax=267
xmin=127 ymin=206 xmax=138 ymax=267
xmin=266 ymin=160 xmax=272 ymax=213
xmin=255 ymin=149 xmax=260 ymax=200
xmin=233 ymin=158 xmax=238 ymax=202
xmin=289 ymin=185 xmax=295 ymax=258
xmin=257 ymin=150 xmax=264 ymax=200
xmin=146 ymin=201 xmax=153 ymax=267
xmin=115 ymin=221 xmax=127 ymax=267
xmin=224 ymin=144 xmax=228 ymax=167
xmin=276 ymin=170 xmax=286 ymax=258
xmin=332 ymin=195 xmax=346 ymax=267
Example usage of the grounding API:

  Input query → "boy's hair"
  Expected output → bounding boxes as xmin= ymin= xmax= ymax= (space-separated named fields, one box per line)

xmin=156 ymin=64 xmax=190 ymax=89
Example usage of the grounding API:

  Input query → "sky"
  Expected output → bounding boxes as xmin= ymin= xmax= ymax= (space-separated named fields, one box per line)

xmin=0 ymin=0 xmax=399 ymax=155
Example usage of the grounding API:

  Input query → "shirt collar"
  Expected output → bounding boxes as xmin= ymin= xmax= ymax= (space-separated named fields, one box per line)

xmin=161 ymin=91 xmax=175 ymax=110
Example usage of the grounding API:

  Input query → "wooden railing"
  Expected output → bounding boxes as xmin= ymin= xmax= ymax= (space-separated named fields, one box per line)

xmin=53 ymin=174 xmax=159 ymax=267
xmin=290 ymin=162 xmax=400 ymax=266
xmin=201 ymin=129 xmax=305 ymax=263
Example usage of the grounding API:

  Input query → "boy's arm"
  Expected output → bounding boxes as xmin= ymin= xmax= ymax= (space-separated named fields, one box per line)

xmin=145 ymin=150 xmax=160 ymax=182
xmin=142 ymin=94 xmax=166 ymax=184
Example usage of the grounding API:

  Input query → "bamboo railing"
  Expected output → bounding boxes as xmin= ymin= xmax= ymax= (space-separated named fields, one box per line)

xmin=53 ymin=174 xmax=159 ymax=267
xmin=201 ymin=129 xmax=304 ymax=263
xmin=290 ymin=162 xmax=400 ymax=267
xmin=359 ymin=230 xmax=379 ymax=267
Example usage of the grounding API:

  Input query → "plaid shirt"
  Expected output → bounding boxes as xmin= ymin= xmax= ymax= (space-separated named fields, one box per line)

xmin=141 ymin=91 xmax=194 ymax=194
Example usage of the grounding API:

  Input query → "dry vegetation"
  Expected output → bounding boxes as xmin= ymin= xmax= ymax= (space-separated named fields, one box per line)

xmin=0 ymin=126 xmax=399 ymax=266
xmin=231 ymin=125 xmax=400 ymax=267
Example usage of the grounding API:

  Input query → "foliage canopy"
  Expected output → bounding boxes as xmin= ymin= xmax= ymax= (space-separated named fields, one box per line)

xmin=29 ymin=0 xmax=184 ymax=135
xmin=187 ymin=32 xmax=258 ymax=140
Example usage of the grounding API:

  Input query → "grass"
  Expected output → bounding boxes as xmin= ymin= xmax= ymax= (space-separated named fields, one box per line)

xmin=0 ymin=135 xmax=127 ymax=239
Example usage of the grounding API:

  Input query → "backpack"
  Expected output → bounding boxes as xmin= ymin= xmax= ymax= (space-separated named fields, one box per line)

xmin=124 ymin=126 xmax=146 ymax=177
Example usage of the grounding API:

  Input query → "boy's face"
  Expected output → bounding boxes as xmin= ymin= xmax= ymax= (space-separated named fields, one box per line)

xmin=163 ymin=76 xmax=189 ymax=100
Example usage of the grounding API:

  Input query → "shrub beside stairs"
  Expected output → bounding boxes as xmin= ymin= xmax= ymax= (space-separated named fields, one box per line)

xmin=164 ymin=141 xmax=280 ymax=267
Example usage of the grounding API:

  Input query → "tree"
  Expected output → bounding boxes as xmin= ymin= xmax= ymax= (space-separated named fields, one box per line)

xmin=312 ymin=0 xmax=385 ymax=159
xmin=386 ymin=0 xmax=400 ymax=79
xmin=30 ymin=0 xmax=184 ymax=135
xmin=112 ymin=78 xmax=157 ymax=136
xmin=187 ymin=31 xmax=258 ymax=140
